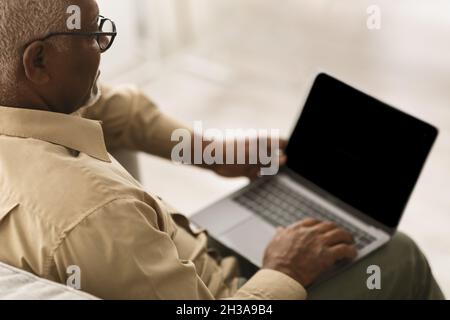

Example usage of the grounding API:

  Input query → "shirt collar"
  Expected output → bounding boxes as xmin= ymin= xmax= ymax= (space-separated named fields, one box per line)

xmin=0 ymin=106 xmax=111 ymax=162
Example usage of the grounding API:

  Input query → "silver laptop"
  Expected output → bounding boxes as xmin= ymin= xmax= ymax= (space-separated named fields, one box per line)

xmin=191 ymin=73 xmax=438 ymax=275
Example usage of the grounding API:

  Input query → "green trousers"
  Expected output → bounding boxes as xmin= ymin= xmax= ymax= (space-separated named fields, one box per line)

xmin=209 ymin=232 xmax=445 ymax=300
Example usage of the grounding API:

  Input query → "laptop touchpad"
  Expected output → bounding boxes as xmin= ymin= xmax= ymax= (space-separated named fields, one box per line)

xmin=191 ymin=199 xmax=254 ymax=236
xmin=220 ymin=217 xmax=276 ymax=267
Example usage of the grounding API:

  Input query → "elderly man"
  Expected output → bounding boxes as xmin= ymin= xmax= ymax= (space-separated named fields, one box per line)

xmin=0 ymin=0 xmax=444 ymax=300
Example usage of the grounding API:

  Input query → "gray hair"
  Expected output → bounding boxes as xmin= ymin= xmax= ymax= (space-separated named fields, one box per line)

xmin=0 ymin=0 xmax=72 ymax=102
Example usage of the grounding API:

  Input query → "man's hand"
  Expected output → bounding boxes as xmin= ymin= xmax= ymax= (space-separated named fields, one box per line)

xmin=262 ymin=218 xmax=357 ymax=287
xmin=212 ymin=137 xmax=288 ymax=179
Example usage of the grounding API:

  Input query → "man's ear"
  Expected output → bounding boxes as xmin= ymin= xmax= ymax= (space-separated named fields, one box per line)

xmin=22 ymin=41 xmax=51 ymax=85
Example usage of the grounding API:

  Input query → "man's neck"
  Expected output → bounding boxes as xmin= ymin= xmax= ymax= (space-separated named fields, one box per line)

xmin=0 ymin=87 xmax=55 ymax=112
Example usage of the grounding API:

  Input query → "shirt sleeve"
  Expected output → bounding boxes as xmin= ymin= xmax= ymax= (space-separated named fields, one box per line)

xmin=52 ymin=197 xmax=215 ymax=300
xmin=234 ymin=269 xmax=307 ymax=300
xmin=79 ymin=84 xmax=191 ymax=159
xmin=51 ymin=198 xmax=307 ymax=300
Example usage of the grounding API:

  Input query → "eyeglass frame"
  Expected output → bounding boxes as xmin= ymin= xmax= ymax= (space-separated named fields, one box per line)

xmin=23 ymin=15 xmax=117 ymax=53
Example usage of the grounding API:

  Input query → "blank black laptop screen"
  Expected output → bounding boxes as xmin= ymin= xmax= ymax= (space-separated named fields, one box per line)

xmin=286 ymin=74 xmax=438 ymax=229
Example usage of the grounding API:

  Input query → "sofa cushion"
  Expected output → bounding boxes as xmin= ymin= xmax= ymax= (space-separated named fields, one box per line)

xmin=0 ymin=262 xmax=98 ymax=300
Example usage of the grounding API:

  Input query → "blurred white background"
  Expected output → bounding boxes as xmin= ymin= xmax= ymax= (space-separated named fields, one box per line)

xmin=97 ymin=0 xmax=450 ymax=297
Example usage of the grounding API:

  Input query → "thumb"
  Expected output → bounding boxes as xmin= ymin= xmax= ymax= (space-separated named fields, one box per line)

xmin=279 ymin=154 xmax=287 ymax=167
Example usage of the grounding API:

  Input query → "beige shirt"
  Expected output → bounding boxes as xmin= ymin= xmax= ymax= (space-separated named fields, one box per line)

xmin=0 ymin=85 xmax=306 ymax=300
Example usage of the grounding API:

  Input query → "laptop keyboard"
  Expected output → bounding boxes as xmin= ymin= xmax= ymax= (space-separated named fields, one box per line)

xmin=233 ymin=178 xmax=377 ymax=250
